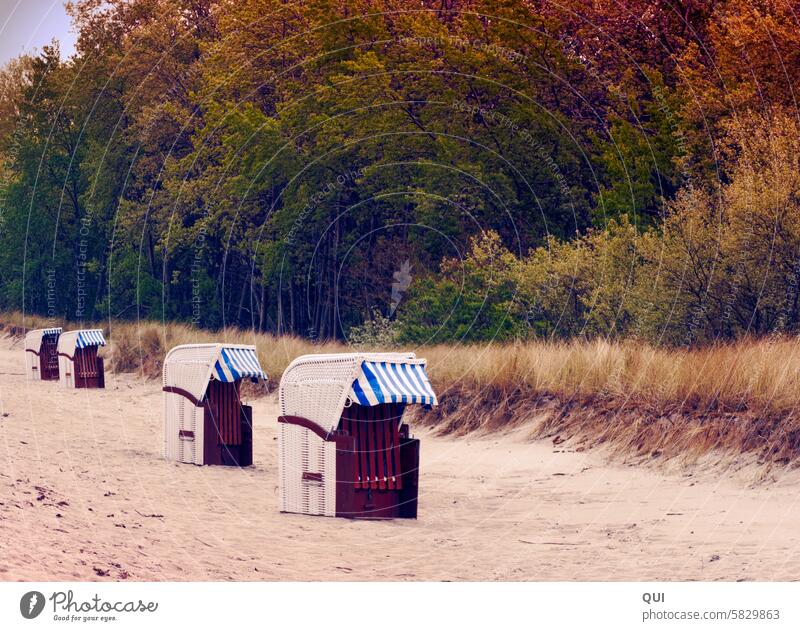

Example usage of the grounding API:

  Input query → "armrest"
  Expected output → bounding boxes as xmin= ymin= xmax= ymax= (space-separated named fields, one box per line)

xmin=277 ymin=415 xmax=333 ymax=441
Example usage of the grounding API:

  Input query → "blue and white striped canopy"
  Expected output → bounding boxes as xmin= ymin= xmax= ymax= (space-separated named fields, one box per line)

xmin=349 ymin=361 xmax=437 ymax=406
xmin=42 ymin=327 xmax=62 ymax=336
xmin=212 ymin=347 xmax=267 ymax=383
xmin=76 ymin=329 xmax=106 ymax=348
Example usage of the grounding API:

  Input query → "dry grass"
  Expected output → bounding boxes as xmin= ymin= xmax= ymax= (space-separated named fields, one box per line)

xmin=5 ymin=311 xmax=800 ymax=464
xmin=423 ymin=336 xmax=800 ymax=416
xmin=417 ymin=338 xmax=800 ymax=465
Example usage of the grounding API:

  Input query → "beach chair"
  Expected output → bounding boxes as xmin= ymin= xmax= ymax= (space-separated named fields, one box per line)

xmin=162 ymin=344 xmax=267 ymax=466
xmin=278 ymin=352 xmax=437 ymax=519
xmin=24 ymin=327 xmax=62 ymax=381
xmin=57 ymin=329 xmax=106 ymax=388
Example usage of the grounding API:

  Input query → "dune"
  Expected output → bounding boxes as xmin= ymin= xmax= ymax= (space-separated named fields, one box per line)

xmin=0 ymin=334 xmax=798 ymax=581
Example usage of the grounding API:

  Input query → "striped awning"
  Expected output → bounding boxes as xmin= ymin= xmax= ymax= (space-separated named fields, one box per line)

xmin=212 ymin=347 xmax=267 ymax=382
xmin=42 ymin=327 xmax=62 ymax=336
xmin=349 ymin=361 xmax=437 ymax=407
xmin=76 ymin=329 xmax=106 ymax=348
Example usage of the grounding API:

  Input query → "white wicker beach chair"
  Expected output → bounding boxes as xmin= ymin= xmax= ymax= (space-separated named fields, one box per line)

xmin=162 ymin=343 xmax=267 ymax=466
xmin=24 ymin=327 xmax=62 ymax=381
xmin=278 ymin=352 xmax=437 ymax=519
xmin=57 ymin=329 xmax=106 ymax=388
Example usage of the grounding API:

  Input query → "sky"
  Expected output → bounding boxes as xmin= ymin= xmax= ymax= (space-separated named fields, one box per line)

xmin=0 ymin=0 xmax=77 ymax=66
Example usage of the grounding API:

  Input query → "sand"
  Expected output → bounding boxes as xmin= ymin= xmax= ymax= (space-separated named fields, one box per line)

xmin=1 ymin=335 xmax=799 ymax=581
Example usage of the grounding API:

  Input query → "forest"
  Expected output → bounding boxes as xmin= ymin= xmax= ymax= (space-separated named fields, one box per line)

xmin=0 ymin=0 xmax=798 ymax=345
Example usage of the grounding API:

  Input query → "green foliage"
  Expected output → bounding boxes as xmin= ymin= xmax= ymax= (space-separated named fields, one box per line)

xmin=398 ymin=231 xmax=522 ymax=343
xmin=0 ymin=0 xmax=795 ymax=347
xmin=514 ymin=217 xmax=645 ymax=339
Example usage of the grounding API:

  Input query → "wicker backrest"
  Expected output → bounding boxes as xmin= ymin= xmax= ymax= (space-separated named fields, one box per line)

xmin=57 ymin=331 xmax=81 ymax=357
xmin=57 ymin=329 xmax=104 ymax=356
xmin=163 ymin=344 xmax=223 ymax=402
xmin=163 ymin=343 xmax=265 ymax=402
xmin=24 ymin=328 xmax=62 ymax=353
xmin=279 ymin=352 xmax=417 ymax=431
xmin=24 ymin=329 xmax=44 ymax=353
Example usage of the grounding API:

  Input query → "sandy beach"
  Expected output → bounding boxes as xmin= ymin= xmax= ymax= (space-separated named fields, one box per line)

xmin=1 ymin=334 xmax=799 ymax=581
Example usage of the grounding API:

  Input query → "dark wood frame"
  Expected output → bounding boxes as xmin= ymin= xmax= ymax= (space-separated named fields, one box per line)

xmin=26 ymin=334 xmax=60 ymax=381
xmin=163 ymin=381 xmax=253 ymax=467
xmin=279 ymin=405 xmax=420 ymax=520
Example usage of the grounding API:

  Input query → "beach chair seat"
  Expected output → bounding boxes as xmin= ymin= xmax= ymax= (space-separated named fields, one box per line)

xmin=57 ymin=329 xmax=106 ymax=388
xmin=24 ymin=328 xmax=62 ymax=381
xmin=162 ymin=344 xmax=265 ymax=466
xmin=278 ymin=353 xmax=436 ymax=519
